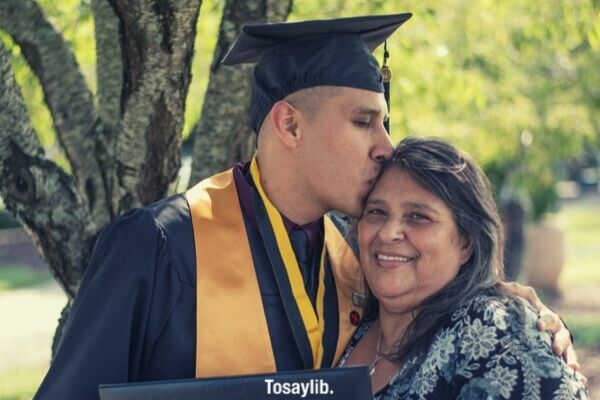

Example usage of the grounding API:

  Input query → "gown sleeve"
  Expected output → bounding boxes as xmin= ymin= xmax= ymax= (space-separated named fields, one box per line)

xmin=33 ymin=208 xmax=173 ymax=400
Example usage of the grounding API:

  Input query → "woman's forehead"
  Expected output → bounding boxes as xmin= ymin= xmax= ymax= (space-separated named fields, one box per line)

xmin=368 ymin=168 xmax=450 ymax=211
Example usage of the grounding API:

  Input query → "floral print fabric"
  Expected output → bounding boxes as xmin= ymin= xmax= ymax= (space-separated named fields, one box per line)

xmin=338 ymin=294 xmax=588 ymax=399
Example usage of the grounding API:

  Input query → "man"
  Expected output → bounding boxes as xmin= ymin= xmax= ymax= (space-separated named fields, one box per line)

xmin=34 ymin=14 xmax=576 ymax=399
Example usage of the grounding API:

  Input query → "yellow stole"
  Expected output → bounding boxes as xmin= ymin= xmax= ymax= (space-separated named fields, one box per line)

xmin=186 ymin=168 xmax=363 ymax=378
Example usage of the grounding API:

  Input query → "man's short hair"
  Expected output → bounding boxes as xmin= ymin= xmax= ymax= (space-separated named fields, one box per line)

xmin=284 ymin=86 xmax=342 ymax=120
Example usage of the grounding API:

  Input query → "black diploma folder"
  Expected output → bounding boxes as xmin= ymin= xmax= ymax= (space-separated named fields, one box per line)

xmin=99 ymin=366 xmax=372 ymax=400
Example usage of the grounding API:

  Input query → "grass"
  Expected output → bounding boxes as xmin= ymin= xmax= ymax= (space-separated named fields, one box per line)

xmin=0 ymin=265 xmax=54 ymax=399
xmin=544 ymin=199 xmax=600 ymax=350
xmin=0 ymin=265 xmax=52 ymax=293
xmin=563 ymin=313 xmax=600 ymax=349
xmin=548 ymin=199 xmax=600 ymax=287
xmin=0 ymin=364 xmax=47 ymax=400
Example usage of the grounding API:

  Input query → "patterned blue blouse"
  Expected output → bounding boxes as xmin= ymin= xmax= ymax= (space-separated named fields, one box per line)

xmin=338 ymin=294 xmax=588 ymax=399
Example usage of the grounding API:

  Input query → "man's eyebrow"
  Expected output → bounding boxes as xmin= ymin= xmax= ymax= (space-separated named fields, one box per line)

xmin=352 ymin=106 xmax=389 ymax=121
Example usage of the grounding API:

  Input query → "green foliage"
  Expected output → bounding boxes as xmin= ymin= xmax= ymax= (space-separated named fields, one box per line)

xmin=183 ymin=0 xmax=222 ymax=139
xmin=564 ymin=315 xmax=600 ymax=349
xmin=527 ymin=176 xmax=559 ymax=221
xmin=292 ymin=2 xmax=599 ymax=210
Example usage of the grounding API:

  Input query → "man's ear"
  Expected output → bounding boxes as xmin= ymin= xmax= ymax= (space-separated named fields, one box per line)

xmin=459 ymin=234 xmax=473 ymax=266
xmin=270 ymin=100 xmax=302 ymax=148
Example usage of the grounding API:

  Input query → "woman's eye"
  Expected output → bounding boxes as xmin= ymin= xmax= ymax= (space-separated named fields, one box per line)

xmin=407 ymin=212 xmax=428 ymax=222
xmin=366 ymin=208 xmax=385 ymax=216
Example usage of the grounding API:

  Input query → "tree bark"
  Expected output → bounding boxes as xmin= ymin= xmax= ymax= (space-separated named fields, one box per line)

xmin=92 ymin=0 xmax=123 ymax=130
xmin=1 ymin=0 xmax=203 ymax=294
xmin=188 ymin=0 xmax=293 ymax=185
xmin=2 ymin=1 xmax=203 ymax=353
xmin=91 ymin=0 xmax=123 ymax=219
xmin=0 ymin=42 xmax=95 ymax=298
xmin=0 ymin=0 xmax=110 ymax=230
xmin=109 ymin=0 xmax=202 ymax=213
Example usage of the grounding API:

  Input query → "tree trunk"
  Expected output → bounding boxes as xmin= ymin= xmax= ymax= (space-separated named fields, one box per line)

xmin=91 ymin=0 xmax=123 ymax=217
xmin=0 ymin=0 xmax=203 ymax=293
xmin=189 ymin=0 xmax=293 ymax=185
xmin=501 ymin=199 xmax=525 ymax=281
xmin=0 ymin=41 xmax=95 ymax=299
xmin=1 ymin=0 xmax=203 ymax=352
xmin=108 ymin=0 xmax=202 ymax=212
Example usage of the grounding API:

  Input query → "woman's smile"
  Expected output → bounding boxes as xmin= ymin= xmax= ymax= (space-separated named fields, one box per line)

xmin=374 ymin=252 xmax=418 ymax=269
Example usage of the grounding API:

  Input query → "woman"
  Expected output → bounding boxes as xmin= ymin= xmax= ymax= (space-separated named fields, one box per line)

xmin=339 ymin=137 xmax=587 ymax=399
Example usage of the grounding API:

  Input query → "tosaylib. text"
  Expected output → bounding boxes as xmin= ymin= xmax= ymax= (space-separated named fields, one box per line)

xmin=264 ymin=378 xmax=334 ymax=397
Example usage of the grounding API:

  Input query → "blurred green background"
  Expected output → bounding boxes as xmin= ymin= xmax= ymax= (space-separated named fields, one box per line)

xmin=1 ymin=0 xmax=599 ymax=398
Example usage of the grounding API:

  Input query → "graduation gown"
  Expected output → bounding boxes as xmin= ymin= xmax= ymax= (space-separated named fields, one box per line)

xmin=33 ymin=163 xmax=361 ymax=400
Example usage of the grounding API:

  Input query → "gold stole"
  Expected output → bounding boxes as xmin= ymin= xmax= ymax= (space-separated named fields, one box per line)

xmin=186 ymin=168 xmax=363 ymax=378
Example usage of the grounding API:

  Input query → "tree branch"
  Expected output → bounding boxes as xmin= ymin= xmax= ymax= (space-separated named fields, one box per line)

xmin=0 ymin=0 xmax=111 ymax=229
xmin=0 ymin=41 xmax=96 ymax=298
xmin=89 ymin=0 xmax=123 ymax=222
xmin=108 ymin=0 xmax=202 ymax=213
xmin=92 ymin=0 xmax=123 ymax=130
xmin=266 ymin=0 xmax=294 ymax=21
xmin=188 ymin=0 xmax=293 ymax=185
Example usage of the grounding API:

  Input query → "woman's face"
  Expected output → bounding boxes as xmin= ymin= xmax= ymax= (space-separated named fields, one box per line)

xmin=358 ymin=167 xmax=472 ymax=315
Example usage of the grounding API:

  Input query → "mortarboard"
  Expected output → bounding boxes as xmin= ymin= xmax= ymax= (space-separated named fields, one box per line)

xmin=221 ymin=13 xmax=412 ymax=134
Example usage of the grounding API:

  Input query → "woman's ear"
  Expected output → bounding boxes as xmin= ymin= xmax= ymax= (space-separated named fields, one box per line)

xmin=270 ymin=100 xmax=302 ymax=148
xmin=459 ymin=234 xmax=473 ymax=266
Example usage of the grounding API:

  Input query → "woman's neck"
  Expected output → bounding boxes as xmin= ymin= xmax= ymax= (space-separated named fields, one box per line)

xmin=377 ymin=308 xmax=416 ymax=351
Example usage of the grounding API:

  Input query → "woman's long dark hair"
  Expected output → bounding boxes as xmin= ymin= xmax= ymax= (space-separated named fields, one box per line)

xmin=360 ymin=137 xmax=513 ymax=364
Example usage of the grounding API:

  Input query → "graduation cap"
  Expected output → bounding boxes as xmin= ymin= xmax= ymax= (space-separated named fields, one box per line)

xmin=221 ymin=13 xmax=412 ymax=134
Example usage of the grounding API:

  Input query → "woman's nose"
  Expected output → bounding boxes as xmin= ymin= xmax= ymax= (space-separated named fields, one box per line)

xmin=377 ymin=220 xmax=406 ymax=242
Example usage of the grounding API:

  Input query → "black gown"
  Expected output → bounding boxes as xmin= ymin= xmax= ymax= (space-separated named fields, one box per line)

xmin=33 ymin=165 xmax=346 ymax=400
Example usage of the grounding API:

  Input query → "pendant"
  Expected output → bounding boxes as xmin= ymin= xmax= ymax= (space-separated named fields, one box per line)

xmin=369 ymin=355 xmax=383 ymax=376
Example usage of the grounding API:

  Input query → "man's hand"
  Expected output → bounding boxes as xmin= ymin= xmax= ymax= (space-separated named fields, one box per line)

xmin=499 ymin=281 xmax=581 ymax=372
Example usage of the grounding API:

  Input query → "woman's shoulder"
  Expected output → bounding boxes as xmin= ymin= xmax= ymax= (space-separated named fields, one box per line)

xmin=438 ymin=291 xmax=588 ymax=399
xmin=448 ymin=292 xmax=526 ymax=335
xmin=374 ymin=292 xmax=587 ymax=399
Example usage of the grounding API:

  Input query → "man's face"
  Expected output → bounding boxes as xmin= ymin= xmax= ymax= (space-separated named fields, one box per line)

xmin=296 ymin=87 xmax=393 ymax=217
